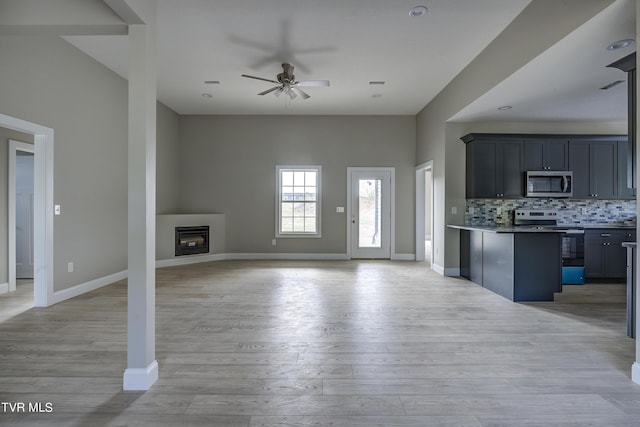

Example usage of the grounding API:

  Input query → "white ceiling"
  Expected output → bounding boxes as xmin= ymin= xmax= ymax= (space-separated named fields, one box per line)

xmin=63 ymin=0 xmax=636 ymax=122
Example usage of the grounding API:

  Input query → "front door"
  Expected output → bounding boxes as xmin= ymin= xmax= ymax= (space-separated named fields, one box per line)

xmin=349 ymin=169 xmax=392 ymax=259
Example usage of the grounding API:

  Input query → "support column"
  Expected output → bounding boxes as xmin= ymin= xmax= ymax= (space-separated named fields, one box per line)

xmin=123 ymin=2 xmax=157 ymax=391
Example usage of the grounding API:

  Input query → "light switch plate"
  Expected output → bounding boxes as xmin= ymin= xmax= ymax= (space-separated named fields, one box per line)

xmin=451 ymin=206 xmax=457 ymax=215
xmin=54 ymin=205 xmax=61 ymax=215
xmin=336 ymin=207 xmax=344 ymax=213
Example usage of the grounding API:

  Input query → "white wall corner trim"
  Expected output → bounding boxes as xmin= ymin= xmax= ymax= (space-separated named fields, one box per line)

xmin=123 ymin=360 xmax=158 ymax=391
xmin=156 ymin=253 xmax=226 ymax=268
xmin=225 ymin=253 xmax=349 ymax=261
xmin=0 ymin=283 xmax=8 ymax=294
xmin=391 ymin=253 xmax=416 ymax=261
xmin=50 ymin=270 xmax=127 ymax=305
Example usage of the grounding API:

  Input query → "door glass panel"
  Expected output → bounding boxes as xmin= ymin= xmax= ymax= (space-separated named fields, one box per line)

xmin=358 ymin=179 xmax=382 ymax=248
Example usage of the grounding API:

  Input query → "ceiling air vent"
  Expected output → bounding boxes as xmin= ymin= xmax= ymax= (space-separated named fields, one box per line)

xmin=600 ymin=80 xmax=625 ymax=90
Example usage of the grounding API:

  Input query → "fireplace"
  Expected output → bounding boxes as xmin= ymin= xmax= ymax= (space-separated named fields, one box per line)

xmin=175 ymin=226 xmax=209 ymax=256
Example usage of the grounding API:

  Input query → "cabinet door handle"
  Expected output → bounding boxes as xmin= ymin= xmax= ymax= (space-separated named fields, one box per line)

xmin=601 ymin=233 xmax=611 ymax=237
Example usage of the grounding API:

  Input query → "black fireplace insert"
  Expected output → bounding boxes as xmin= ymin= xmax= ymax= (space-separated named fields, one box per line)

xmin=175 ymin=226 xmax=209 ymax=256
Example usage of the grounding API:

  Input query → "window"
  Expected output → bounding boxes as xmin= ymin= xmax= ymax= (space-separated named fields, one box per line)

xmin=276 ymin=165 xmax=321 ymax=237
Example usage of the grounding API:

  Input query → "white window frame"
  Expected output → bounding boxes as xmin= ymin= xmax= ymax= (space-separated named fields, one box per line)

xmin=276 ymin=165 xmax=322 ymax=238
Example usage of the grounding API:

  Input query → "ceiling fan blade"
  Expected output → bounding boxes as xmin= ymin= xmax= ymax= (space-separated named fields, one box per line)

xmin=241 ymin=74 xmax=279 ymax=84
xmin=291 ymin=86 xmax=310 ymax=100
xmin=258 ymin=86 xmax=282 ymax=96
xmin=296 ymin=80 xmax=330 ymax=87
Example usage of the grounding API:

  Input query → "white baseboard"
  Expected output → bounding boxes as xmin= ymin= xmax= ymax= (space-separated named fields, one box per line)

xmin=225 ymin=253 xmax=349 ymax=260
xmin=50 ymin=270 xmax=127 ymax=305
xmin=431 ymin=264 xmax=461 ymax=277
xmin=391 ymin=253 xmax=415 ymax=261
xmin=633 ymin=362 xmax=640 ymax=385
xmin=46 ymin=252 xmax=418 ymax=305
xmin=0 ymin=282 xmax=8 ymax=294
xmin=432 ymin=263 xmax=445 ymax=275
xmin=156 ymin=253 xmax=226 ymax=268
xmin=444 ymin=267 xmax=461 ymax=277
xmin=123 ymin=360 xmax=158 ymax=391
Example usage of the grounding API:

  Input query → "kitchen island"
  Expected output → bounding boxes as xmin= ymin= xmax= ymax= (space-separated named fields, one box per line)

xmin=449 ymin=225 xmax=563 ymax=302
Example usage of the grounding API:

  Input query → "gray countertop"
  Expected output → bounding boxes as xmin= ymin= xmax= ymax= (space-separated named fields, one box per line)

xmin=447 ymin=225 xmax=563 ymax=233
xmin=448 ymin=224 xmax=636 ymax=234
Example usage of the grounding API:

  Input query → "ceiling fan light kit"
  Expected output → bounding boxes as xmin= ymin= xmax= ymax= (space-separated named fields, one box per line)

xmin=241 ymin=63 xmax=329 ymax=101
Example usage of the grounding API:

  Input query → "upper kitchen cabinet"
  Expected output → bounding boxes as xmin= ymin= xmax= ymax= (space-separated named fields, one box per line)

xmin=463 ymin=135 xmax=523 ymax=199
xmin=569 ymin=138 xmax=620 ymax=199
xmin=523 ymin=139 xmax=568 ymax=171
xmin=462 ymin=133 xmax=633 ymax=200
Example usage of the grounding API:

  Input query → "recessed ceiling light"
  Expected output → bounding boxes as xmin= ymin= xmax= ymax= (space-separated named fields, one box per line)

xmin=497 ymin=105 xmax=512 ymax=111
xmin=607 ymin=38 xmax=635 ymax=51
xmin=204 ymin=80 xmax=220 ymax=85
xmin=202 ymin=93 xmax=213 ymax=98
xmin=409 ymin=5 xmax=428 ymax=17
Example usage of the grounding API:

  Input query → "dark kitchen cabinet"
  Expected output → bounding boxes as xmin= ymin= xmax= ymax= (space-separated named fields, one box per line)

xmin=569 ymin=140 xmax=617 ymax=199
xmin=462 ymin=133 xmax=633 ymax=200
xmin=464 ymin=137 xmax=523 ymax=198
xmin=618 ymin=138 xmax=636 ymax=199
xmin=585 ymin=229 xmax=636 ymax=279
xmin=523 ymin=139 xmax=568 ymax=171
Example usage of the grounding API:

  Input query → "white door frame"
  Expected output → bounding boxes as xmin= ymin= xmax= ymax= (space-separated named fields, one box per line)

xmin=2 ymin=114 xmax=54 ymax=307
xmin=346 ymin=167 xmax=395 ymax=260
xmin=9 ymin=139 xmax=35 ymax=289
xmin=415 ymin=161 xmax=434 ymax=266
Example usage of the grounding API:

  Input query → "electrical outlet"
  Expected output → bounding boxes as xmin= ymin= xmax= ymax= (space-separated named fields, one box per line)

xmin=469 ymin=206 xmax=475 ymax=215
xmin=497 ymin=207 xmax=502 ymax=215
xmin=271 ymin=239 xmax=277 ymax=246
xmin=451 ymin=206 xmax=457 ymax=215
xmin=55 ymin=205 xmax=61 ymax=215
xmin=68 ymin=262 xmax=74 ymax=273
xmin=336 ymin=206 xmax=344 ymax=213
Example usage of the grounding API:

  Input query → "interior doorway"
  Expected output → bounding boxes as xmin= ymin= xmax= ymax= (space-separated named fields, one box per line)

xmin=347 ymin=167 xmax=395 ymax=259
xmin=11 ymin=141 xmax=35 ymax=280
xmin=415 ymin=161 xmax=434 ymax=266
xmin=1 ymin=114 xmax=54 ymax=307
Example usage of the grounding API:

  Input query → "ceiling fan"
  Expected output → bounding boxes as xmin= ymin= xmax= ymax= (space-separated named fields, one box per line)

xmin=241 ymin=63 xmax=329 ymax=100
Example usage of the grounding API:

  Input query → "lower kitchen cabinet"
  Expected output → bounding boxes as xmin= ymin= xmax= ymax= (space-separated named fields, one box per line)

xmin=459 ymin=228 xmax=562 ymax=301
xmin=585 ymin=229 xmax=636 ymax=279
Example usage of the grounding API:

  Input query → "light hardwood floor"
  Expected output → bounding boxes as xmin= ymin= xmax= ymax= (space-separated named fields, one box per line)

xmin=1 ymin=260 xmax=639 ymax=426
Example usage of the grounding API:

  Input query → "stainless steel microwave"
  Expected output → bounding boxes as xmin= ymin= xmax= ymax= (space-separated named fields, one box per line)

xmin=526 ymin=170 xmax=573 ymax=197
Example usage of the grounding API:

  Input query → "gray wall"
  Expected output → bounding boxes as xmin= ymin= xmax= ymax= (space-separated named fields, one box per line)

xmin=0 ymin=35 xmax=128 ymax=291
xmin=416 ymin=1 xmax=614 ymax=273
xmin=156 ymin=102 xmax=181 ymax=214
xmin=0 ymin=35 xmax=180 ymax=292
xmin=178 ymin=115 xmax=416 ymax=255
xmin=0 ymin=128 xmax=34 ymax=284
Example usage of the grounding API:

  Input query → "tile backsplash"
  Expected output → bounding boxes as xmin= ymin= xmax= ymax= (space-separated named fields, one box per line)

xmin=466 ymin=198 xmax=636 ymax=226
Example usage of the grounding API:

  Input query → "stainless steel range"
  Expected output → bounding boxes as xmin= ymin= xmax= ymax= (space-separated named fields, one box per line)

xmin=514 ymin=209 xmax=585 ymax=284
xmin=514 ymin=208 xmax=559 ymax=227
